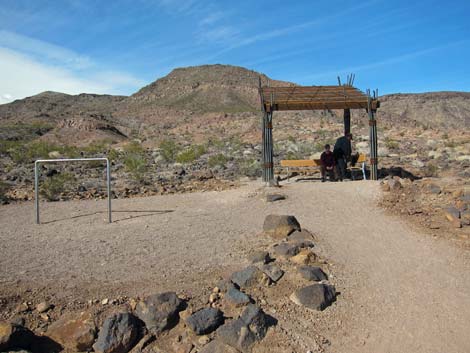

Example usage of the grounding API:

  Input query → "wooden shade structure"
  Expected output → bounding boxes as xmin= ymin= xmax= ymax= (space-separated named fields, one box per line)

xmin=259 ymin=82 xmax=380 ymax=183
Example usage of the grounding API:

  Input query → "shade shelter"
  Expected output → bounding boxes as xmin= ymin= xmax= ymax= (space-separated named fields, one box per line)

xmin=258 ymin=81 xmax=380 ymax=183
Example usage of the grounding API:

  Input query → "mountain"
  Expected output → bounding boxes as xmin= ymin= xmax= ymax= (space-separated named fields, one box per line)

xmin=1 ymin=64 xmax=470 ymax=146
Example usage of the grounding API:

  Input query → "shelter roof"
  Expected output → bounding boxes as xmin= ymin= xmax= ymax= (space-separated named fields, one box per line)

xmin=259 ymin=85 xmax=379 ymax=111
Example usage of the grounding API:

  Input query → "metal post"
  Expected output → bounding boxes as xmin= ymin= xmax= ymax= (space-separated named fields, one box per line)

xmin=367 ymin=93 xmax=378 ymax=180
xmin=34 ymin=158 xmax=112 ymax=224
xmin=265 ymin=111 xmax=274 ymax=184
xmin=35 ymin=161 xmax=40 ymax=224
xmin=106 ymin=159 xmax=112 ymax=223
xmin=344 ymin=109 xmax=351 ymax=135
xmin=261 ymin=112 xmax=267 ymax=182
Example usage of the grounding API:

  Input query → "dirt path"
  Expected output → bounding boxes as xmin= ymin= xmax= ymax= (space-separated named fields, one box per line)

xmin=0 ymin=180 xmax=469 ymax=352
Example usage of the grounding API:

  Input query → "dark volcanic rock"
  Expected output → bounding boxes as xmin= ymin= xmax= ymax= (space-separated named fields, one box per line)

xmin=247 ymin=251 xmax=270 ymax=264
xmin=92 ymin=312 xmax=139 ymax=353
xmin=217 ymin=304 xmax=270 ymax=353
xmin=135 ymin=292 xmax=183 ymax=333
xmin=273 ymin=242 xmax=300 ymax=258
xmin=231 ymin=266 xmax=270 ymax=288
xmin=263 ymin=215 xmax=301 ymax=239
xmin=290 ymin=284 xmax=336 ymax=311
xmin=260 ymin=264 xmax=284 ymax=282
xmin=225 ymin=285 xmax=251 ymax=307
xmin=266 ymin=194 xmax=286 ymax=202
xmin=186 ymin=308 xmax=224 ymax=335
xmin=297 ymin=266 xmax=328 ymax=281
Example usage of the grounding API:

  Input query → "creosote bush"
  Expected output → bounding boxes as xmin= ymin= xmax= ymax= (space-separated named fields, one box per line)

xmin=160 ymin=139 xmax=181 ymax=162
xmin=208 ymin=153 xmax=228 ymax=168
xmin=40 ymin=173 xmax=75 ymax=201
xmin=175 ymin=144 xmax=206 ymax=164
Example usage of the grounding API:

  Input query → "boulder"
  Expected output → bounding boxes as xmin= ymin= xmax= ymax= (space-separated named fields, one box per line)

xmin=297 ymin=266 xmax=328 ymax=281
xmin=199 ymin=339 xmax=239 ymax=353
xmin=444 ymin=207 xmax=462 ymax=228
xmin=135 ymin=292 xmax=183 ymax=333
xmin=186 ymin=308 xmax=224 ymax=335
xmin=46 ymin=311 xmax=96 ymax=351
xmin=263 ymin=215 xmax=301 ymax=239
xmin=273 ymin=242 xmax=300 ymax=258
xmin=260 ymin=264 xmax=284 ymax=282
xmin=266 ymin=194 xmax=286 ymax=202
xmin=217 ymin=304 xmax=269 ymax=353
xmin=224 ymin=285 xmax=251 ymax=307
xmin=93 ymin=312 xmax=140 ymax=353
xmin=290 ymin=284 xmax=336 ymax=311
xmin=231 ymin=266 xmax=270 ymax=289
xmin=288 ymin=229 xmax=315 ymax=242
xmin=247 ymin=251 xmax=270 ymax=264
xmin=387 ymin=179 xmax=402 ymax=191
xmin=0 ymin=322 xmax=34 ymax=351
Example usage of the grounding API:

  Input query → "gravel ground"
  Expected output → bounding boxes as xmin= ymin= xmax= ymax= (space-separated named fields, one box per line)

xmin=1 ymin=180 xmax=469 ymax=353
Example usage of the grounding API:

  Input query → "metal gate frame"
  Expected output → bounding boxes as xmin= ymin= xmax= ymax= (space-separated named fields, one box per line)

xmin=34 ymin=158 xmax=111 ymax=224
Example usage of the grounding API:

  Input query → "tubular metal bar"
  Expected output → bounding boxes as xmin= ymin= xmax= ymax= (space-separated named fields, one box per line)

xmin=367 ymin=93 xmax=378 ymax=180
xmin=34 ymin=158 xmax=112 ymax=224
xmin=264 ymin=111 xmax=274 ymax=184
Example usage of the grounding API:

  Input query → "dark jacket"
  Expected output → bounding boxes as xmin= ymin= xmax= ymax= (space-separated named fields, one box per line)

xmin=320 ymin=151 xmax=335 ymax=167
xmin=333 ymin=136 xmax=352 ymax=161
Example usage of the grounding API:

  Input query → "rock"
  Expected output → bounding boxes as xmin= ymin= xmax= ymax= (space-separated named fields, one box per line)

xmin=444 ymin=207 xmax=460 ymax=223
xmin=199 ymin=339 xmax=239 ymax=353
xmin=0 ymin=322 xmax=34 ymax=351
xmin=290 ymin=284 xmax=336 ymax=311
xmin=15 ymin=303 xmax=29 ymax=313
xmin=135 ymin=292 xmax=183 ymax=333
xmin=101 ymin=298 xmax=109 ymax=305
xmin=217 ymin=304 xmax=269 ymax=353
xmin=288 ymin=229 xmax=315 ymax=242
xmin=198 ymin=335 xmax=211 ymax=345
xmin=36 ymin=301 xmax=52 ymax=313
xmin=46 ymin=311 xmax=97 ymax=351
xmin=298 ymin=266 xmax=328 ymax=281
xmin=273 ymin=242 xmax=300 ymax=258
xmin=387 ymin=179 xmax=402 ymax=191
xmin=290 ymin=249 xmax=317 ymax=265
xmin=93 ymin=312 xmax=140 ymax=353
xmin=225 ymin=285 xmax=251 ymax=307
xmin=260 ymin=264 xmax=284 ymax=282
xmin=461 ymin=210 xmax=470 ymax=226
xmin=263 ymin=215 xmax=301 ymax=239
xmin=412 ymin=160 xmax=425 ymax=168
xmin=426 ymin=184 xmax=441 ymax=194
xmin=231 ymin=266 xmax=270 ymax=288
xmin=247 ymin=251 xmax=270 ymax=264
xmin=186 ymin=308 xmax=224 ymax=335
xmin=266 ymin=194 xmax=286 ymax=202
xmin=48 ymin=151 xmax=61 ymax=158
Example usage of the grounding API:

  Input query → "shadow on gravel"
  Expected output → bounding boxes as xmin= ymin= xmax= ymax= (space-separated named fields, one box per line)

xmin=41 ymin=209 xmax=175 ymax=224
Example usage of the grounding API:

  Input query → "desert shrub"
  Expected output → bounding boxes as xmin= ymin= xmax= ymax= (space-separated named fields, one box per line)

xmin=239 ymin=158 xmax=261 ymax=178
xmin=384 ymin=137 xmax=399 ymax=150
xmin=175 ymin=144 xmax=206 ymax=164
xmin=40 ymin=172 xmax=75 ymax=201
xmin=107 ymin=148 xmax=120 ymax=162
xmin=6 ymin=141 xmax=79 ymax=163
xmin=124 ymin=154 xmax=147 ymax=181
xmin=208 ymin=153 xmax=228 ymax=168
xmin=0 ymin=181 xmax=9 ymax=203
xmin=444 ymin=140 xmax=457 ymax=148
xmin=423 ymin=162 xmax=439 ymax=177
xmin=159 ymin=139 xmax=181 ymax=162
xmin=124 ymin=140 xmax=145 ymax=154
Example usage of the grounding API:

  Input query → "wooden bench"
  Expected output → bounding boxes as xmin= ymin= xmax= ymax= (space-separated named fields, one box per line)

xmin=278 ymin=154 xmax=367 ymax=181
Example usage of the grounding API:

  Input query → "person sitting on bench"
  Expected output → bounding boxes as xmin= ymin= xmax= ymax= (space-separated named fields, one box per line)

xmin=320 ymin=144 xmax=336 ymax=182
xmin=333 ymin=133 xmax=352 ymax=181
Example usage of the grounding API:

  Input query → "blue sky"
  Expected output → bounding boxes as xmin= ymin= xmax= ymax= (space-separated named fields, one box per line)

xmin=0 ymin=0 xmax=469 ymax=103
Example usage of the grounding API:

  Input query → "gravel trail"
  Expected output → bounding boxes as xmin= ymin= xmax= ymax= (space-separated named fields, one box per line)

xmin=0 ymin=180 xmax=469 ymax=353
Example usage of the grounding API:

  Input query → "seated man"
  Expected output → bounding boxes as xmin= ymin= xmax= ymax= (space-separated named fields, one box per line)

xmin=320 ymin=144 xmax=336 ymax=182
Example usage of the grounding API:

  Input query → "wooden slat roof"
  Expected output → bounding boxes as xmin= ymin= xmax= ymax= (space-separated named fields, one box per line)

xmin=259 ymin=85 xmax=379 ymax=111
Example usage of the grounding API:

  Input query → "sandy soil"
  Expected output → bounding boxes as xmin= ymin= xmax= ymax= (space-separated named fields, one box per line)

xmin=0 ymin=180 xmax=469 ymax=353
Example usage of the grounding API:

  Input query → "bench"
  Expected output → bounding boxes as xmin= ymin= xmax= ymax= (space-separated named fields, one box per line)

xmin=278 ymin=154 xmax=367 ymax=181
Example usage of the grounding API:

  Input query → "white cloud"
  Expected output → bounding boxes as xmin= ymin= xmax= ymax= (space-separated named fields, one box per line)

xmin=0 ymin=46 xmax=145 ymax=104
xmin=0 ymin=30 xmax=93 ymax=70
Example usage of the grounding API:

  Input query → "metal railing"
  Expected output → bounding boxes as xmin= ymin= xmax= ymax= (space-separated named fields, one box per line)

xmin=34 ymin=158 xmax=111 ymax=224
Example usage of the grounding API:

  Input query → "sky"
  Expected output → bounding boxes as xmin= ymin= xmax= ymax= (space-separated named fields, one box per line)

xmin=0 ymin=0 xmax=469 ymax=104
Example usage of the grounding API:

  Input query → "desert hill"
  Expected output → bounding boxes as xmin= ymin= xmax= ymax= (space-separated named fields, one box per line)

xmin=1 ymin=64 xmax=470 ymax=146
